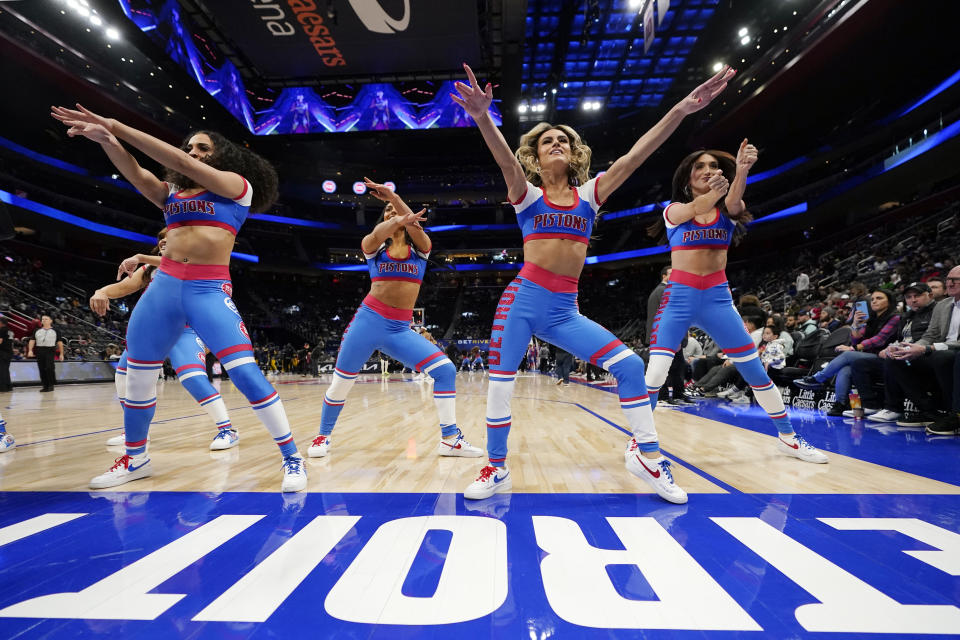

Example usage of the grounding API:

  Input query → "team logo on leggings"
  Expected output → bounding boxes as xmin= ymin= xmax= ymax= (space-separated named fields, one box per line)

xmin=221 ymin=282 xmax=233 ymax=297
xmin=238 ymin=321 xmax=249 ymax=340
xmin=196 ymin=350 xmax=205 ymax=364
xmin=224 ymin=297 xmax=241 ymax=317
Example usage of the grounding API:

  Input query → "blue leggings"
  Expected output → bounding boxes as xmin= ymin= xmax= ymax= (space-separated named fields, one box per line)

xmin=320 ymin=295 xmax=458 ymax=438
xmin=116 ymin=328 xmax=228 ymax=427
xmin=121 ymin=260 xmax=293 ymax=457
xmin=813 ymin=350 xmax=879 ymax=402
xmin=484 ymin=263 xmax=655 ymax=465
xmin=645 ymin=269 xmax=793 ymax=434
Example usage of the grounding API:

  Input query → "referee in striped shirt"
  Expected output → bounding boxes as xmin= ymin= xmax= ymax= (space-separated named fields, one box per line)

xmin=27 ymin=315 xmax=62 ymax=392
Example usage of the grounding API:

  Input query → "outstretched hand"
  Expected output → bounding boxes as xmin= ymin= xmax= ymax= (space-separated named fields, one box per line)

xmin=397 ymin=208 xmax=427 ymax=230
xmin=89 ymin=291 xmax=110 ymax=317
xmin=451 ymin=63 xmax=493 ymax=119
xmin=736 ymin=138 xmax=758 ymax=171
xmin=117 ymin=255 xmax=141 ymax=281
xmin=363 ymin=177 xmax=397 ymax=202
xmin=676 ymin=66 xmax=736 ymax=115
xmin=51 ymin=104 xmax=115 ymax=132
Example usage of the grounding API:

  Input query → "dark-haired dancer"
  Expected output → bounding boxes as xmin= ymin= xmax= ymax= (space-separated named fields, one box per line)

xmin=453 ymin=63 xmax=735 ymax=504
xmin=307 ymin=179 xmax=481 ymax=459
xmin=644 ymin=142 xmax=828 ymax=471
xmin=90 ymin=229 xmax=238 ymax=450
xmin=52 ymin=104 xmax=306 ymax=491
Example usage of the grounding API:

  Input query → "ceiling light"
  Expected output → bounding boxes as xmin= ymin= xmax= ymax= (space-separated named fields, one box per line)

xmin=628 ymin=0 xmax=643 ymax=8
xmin=90 ymin=15 xmax=102 ymax=26
xmin=712 ymin=62 xmax=723 ymax=72
xmin=518 ymin=103 xmax=528 ymax=114
xmin=738 ymin=27 xmax=748 ymax=37
xmin=740 ymin=35 xmax=751 ymax=45
xmin=551 ymin=88 xmax=557 ymax=94
xmin=105 ymin=27 xmax=120 ymax=40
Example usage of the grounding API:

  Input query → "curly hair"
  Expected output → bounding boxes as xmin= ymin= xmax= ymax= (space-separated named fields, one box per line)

xmin=515 ymin=123 xmax=592 ymax=187
xmin=163 ymin=130 xmax=279 ymax=213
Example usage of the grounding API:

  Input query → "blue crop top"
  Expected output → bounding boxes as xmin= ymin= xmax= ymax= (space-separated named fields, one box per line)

xmin=363 ymin=240 xmax=431 ymax=285
xmin=663 ymin=203 xmax=737 ymax=251
xmin=510 ymin=175 xmax=604 ymax=245
xmin=162 ymin=178 xmax=252 ymax=236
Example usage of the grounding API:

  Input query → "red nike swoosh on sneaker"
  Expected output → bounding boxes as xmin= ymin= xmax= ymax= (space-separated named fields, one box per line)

xmin=635 ymin=455 xmax=660 ymax=478
xmin=779 ymin=438 xmax=799 ymax=450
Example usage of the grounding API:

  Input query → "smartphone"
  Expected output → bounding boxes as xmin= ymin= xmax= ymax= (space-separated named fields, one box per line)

xmin=854 ymin=300 xmax=869 ymax=325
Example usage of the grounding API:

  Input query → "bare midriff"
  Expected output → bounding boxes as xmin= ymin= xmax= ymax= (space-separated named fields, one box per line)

xmin=164 ymin=225 xmax=236 ymax=266
xmin=523 ymin=237 xmax=588 ymax=279
xmin=671 ymin=248 xmax=728 ymax=276
xmin=369 ymin=280 xmax=421 ymax=310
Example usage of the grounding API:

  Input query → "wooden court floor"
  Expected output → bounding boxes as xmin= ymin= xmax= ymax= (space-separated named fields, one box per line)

xmin=1 ymin=371 xmax=957 ymax=496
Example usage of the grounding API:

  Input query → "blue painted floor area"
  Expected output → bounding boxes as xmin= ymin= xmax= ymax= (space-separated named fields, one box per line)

xmin=1 ymin=490 xmax=958 ymax=639
xmin=666 ymin=399 xmax=960 ymax=486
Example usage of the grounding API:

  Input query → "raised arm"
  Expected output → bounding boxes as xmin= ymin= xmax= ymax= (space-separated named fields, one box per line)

xmin=117 ymin=253 xmax=162 ymax=281
xmin=50 ymin=110 xmax=168 ymax=208
xmin=361 ymin=179 xmax=428 ymax=254
xmin=52 ymin=104 xmax=245 ymax=202
xmin=598 ymin=66 xmax=735 ymax=203
xmin=724 ymin=138 xmax=758 ymax=217
xmin=451 ymin=64 xmax=527 ymax=203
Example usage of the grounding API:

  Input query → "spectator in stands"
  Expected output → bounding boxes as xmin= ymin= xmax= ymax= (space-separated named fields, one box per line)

xmin=819 ymin=307 xmax=841 ymax=332
xmin=784 ymin=314 xmax=797 ymax=332
xmin=796 ymin=309 xmax=818 ymax=336
xmin=927 ymin=278 xmax=947 ymax=302
xmin=795 ymin=289 xmax=899 ymax=415
xmin=554 ymin=346 xmax=573 ymax=386
xmin=886 ymin=266 xmax=960 ymax=434
xmin=738 ymin=294 xmax=766 ymax=326
xmin=796 ymin=270 xmax=810 ymax=300
xmin=853 ymin=282 xmax=937 ymax=423
xmin=27 ymin=315 xmax=62 ymax=392
xmin=0 ymin=318 xmax=12 ymax=392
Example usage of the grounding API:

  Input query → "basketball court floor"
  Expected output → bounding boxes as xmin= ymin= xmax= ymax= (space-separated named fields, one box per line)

xmin=1 ymin=372 xmax=958 ymax=638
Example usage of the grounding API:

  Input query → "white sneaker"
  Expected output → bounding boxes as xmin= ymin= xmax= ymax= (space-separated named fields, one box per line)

xmin=866 ymin=409 xmax=902 ymax=423
xmin=625 ymin=446 xmax=688 ymax=504
xmin=777 ymin=435 xmax=828 ymax=463
xmin=464 ymin=465 xmax=512 ymax=499
xmin=106 ymin=434 xmax=151 ymax=447
xmin=90 ymin=454 xmax=152 ymax=489
xmin=281 ymin=454 xmax=307 ymax=492
xmin=438 ymin=430 xmax=483 ymax=457
xmin=841 ymin=407 xmax=878 ymax=418
xmin=729 ymin=391 xmax=752 ymax=405
xmin=307 ymin=434 xmax=330 ymax=458
xmin=209 ymin=429 xmax=239 ymax=450
xmin=716 ymin=385 xmax=738 ymax=398
xmin=0 ymin=433 xmax=14 ymax=453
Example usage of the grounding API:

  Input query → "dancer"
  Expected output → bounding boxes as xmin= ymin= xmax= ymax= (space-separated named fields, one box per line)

xmin=89 ymin=229 xmax=238 ymax=450
xmin=644 ymin=142 xmax=828 ymax=466
xmin=0 ymin=410 xmax=13 ymax=453
xmin=307 ymin=180 xmax=481 ymax=458
xmin=51 ymin=104 xmax=306 ymax=491
xmin=452 ymin=63 xmax=735 ymax=503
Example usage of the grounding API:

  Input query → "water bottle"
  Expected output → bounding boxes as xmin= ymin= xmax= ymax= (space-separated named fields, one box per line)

xmin=848 ymin=391 xmax=863 ymax=419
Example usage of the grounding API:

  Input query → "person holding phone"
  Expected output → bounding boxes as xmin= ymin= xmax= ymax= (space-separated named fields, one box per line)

xmin=794 ymin=289 xmax=900 ymax=415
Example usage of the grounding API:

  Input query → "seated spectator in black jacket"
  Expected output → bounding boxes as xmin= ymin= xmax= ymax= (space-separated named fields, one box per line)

xmin=794 ymin=289 xmax=900 ymax=416
xmin=885 ymin=266 xmax=960 ymax=434
xmin=851 ymin=282 xmax=936 ymax=423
